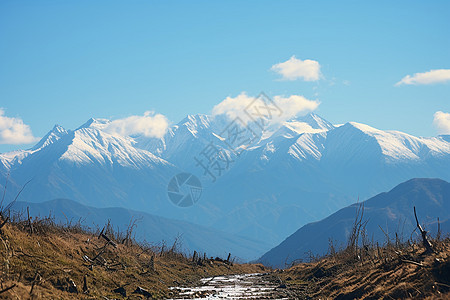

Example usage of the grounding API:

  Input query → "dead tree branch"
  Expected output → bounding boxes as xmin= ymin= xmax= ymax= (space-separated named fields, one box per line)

xmin=0 ymin=284 xmax=16 ymax=294
xmin=27 ymin=206 xmax=34 ymax=235
xmin=414 ymin=206 xmax=434 ymax=253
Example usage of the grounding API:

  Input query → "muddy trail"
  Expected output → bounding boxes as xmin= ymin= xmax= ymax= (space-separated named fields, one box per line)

xmin=168 ymin=272 xmax=304 ymax=299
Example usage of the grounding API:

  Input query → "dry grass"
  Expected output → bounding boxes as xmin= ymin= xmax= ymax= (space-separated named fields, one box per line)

xmin=0 ymin=214 xmax=268 ymax=299
xmin=280 ymin=239 xmax=450 ymax=299
xmin=277 ymin=204 xmax=450 ymax=299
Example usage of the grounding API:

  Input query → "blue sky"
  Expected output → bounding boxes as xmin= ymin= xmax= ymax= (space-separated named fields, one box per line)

xmin=1 ymin=0 xmax=449 ymax=152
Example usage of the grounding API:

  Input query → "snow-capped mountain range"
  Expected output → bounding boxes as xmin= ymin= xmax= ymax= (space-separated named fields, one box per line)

xmin=1 ymin=113 xmax=450 ymax=248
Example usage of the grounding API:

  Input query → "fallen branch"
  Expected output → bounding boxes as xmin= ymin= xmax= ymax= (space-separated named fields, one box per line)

xmin=98 ymin=227 xmax=117 ymax=248
xmin=30 ymin=272 xmax=41 ymax=295
xmin=82 ymin=255 xmax=94 ymax=263
xmin=16 ymin=249 xmax=47 ymax=263
xmin=83 ymin=275 xmax=89 ymax=294
xmin=435 ymin=281 xmax=450 ymax=289
xmin=0 ymin=284 xmax=16 ymax=294
xmin=401 ymin=259 xmax=428 ymax=268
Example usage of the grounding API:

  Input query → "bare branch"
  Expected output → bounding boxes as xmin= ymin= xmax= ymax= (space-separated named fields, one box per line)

xmin=413 ymin=206 xmax=434 ymax=253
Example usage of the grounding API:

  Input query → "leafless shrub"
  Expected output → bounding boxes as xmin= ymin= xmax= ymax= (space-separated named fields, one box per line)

xmin=305 ymin=250 xmax=321 ymax=263
xmin=122 ymin=216 xmax=140 ymax=246
xmin=328 ymin=238 xmax=336 ymax=257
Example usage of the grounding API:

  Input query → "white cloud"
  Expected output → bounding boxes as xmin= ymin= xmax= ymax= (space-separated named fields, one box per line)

xmin=0 ymin=109 xmax=39 ymax=145
xmin=212 ymin=93 xmax=255 ymax=121
xmin=272 ymin=95 xmax=320 ymax=121
xmin=212 ymin=92 xmax=320 ymax=125
xmin=433 ymin=111 xmax=450 ymax=135
xmin=103 ymin=111 xmax=169 ymax=138
xmin=271 ymin=56 xmax=321 ymax=81
xmin=396 ymin=69 xmax=450 ymax=86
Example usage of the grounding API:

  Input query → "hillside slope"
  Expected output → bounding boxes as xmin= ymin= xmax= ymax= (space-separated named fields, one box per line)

xmin=277 ymin=238 xmax=450 ymax=299
xmin=259 ymin=178 xmax=450 ymax=268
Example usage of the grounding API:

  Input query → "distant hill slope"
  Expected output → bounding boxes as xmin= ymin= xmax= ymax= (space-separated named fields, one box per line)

xmin=258 ymin=178 xmax=450 ymax=268
xmin=11 ymin=199 xmax=270 ymax=261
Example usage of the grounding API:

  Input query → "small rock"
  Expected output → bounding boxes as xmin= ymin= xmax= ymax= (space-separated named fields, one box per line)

xmin=277 ymin=283 xmax=287 ymax=289
xmin=113 ymin=286 xmax=126 ymax=297
xmin=67 ymin=278 xmax=78 ymax=294
xmin=133 ymin=286 xmax=152 ymax=298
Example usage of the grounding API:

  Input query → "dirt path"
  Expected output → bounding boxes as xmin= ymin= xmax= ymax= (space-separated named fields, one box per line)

xmin=168 ymin=273 xmax=293 ymax=299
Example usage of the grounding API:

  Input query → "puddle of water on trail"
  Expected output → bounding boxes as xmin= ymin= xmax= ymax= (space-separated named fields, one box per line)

xmin=168 ymin=273 xmax=289 ymax=299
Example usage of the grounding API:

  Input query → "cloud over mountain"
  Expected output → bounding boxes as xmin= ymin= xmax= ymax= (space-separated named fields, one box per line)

xmin=212 ymin=92 xmax=319 ymax=125
xmin=103 ymin=111 xmax=169 ymax=138
xmin=434 ymin=111 xmax=450 ymax=134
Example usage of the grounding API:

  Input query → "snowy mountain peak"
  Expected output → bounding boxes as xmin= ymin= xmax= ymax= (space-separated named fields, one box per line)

xmin=346 ymin=121 xmax=380 ymax=133
xmin=59 ymin=126 xmax=170 ymax=168
xmin=265 ymin=113 xmax=334 ymax=141
xmin=179 ymin=114 xmax=211 ymax=132
xmin=294 ymin=113 xmax=335 ymax=131
xmin=335 ymin=122 xmax=450 ymax=162
xmin=52 ymin=124 xmax=67 ymax=134
xmin=77 ymin=118 xmax=110 ymax=130
xmin=32 ymin=124 xmax=69 ymax=151
xmin=178 ymin=114 xmax=211 ymax=126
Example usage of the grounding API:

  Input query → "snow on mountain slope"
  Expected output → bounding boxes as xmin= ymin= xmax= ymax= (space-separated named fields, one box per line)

xmin=1 ymin=125 xmax=69 ymax=169
xmin=345 ymin=122 xmax=450 ymax=162
xmin=60 ymin=127 xmax=168 ymax=169
xmin=77 ymin=117 xmax=111 ymax=130
xmin=294 ymin=112 xmax=335 ymax=131
xmin=0 ymin=150 xmax=27 ymax=170
xmin=134 ymin=114 xmax=234 ymax=172
xmin=32 ymin=124 xmax=69 ymax=151
xmin=0 ymin=120 xmax=179 ymax=214
xmin=281 ymin=121 xmax=450 ymax=168
xmin=254 ymin=113 xmax=334 ymax=143
xmin=135 ymin=113 xmax=334 ymax=165
xmin=288 ymin=131 xmax=328 ymax=161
